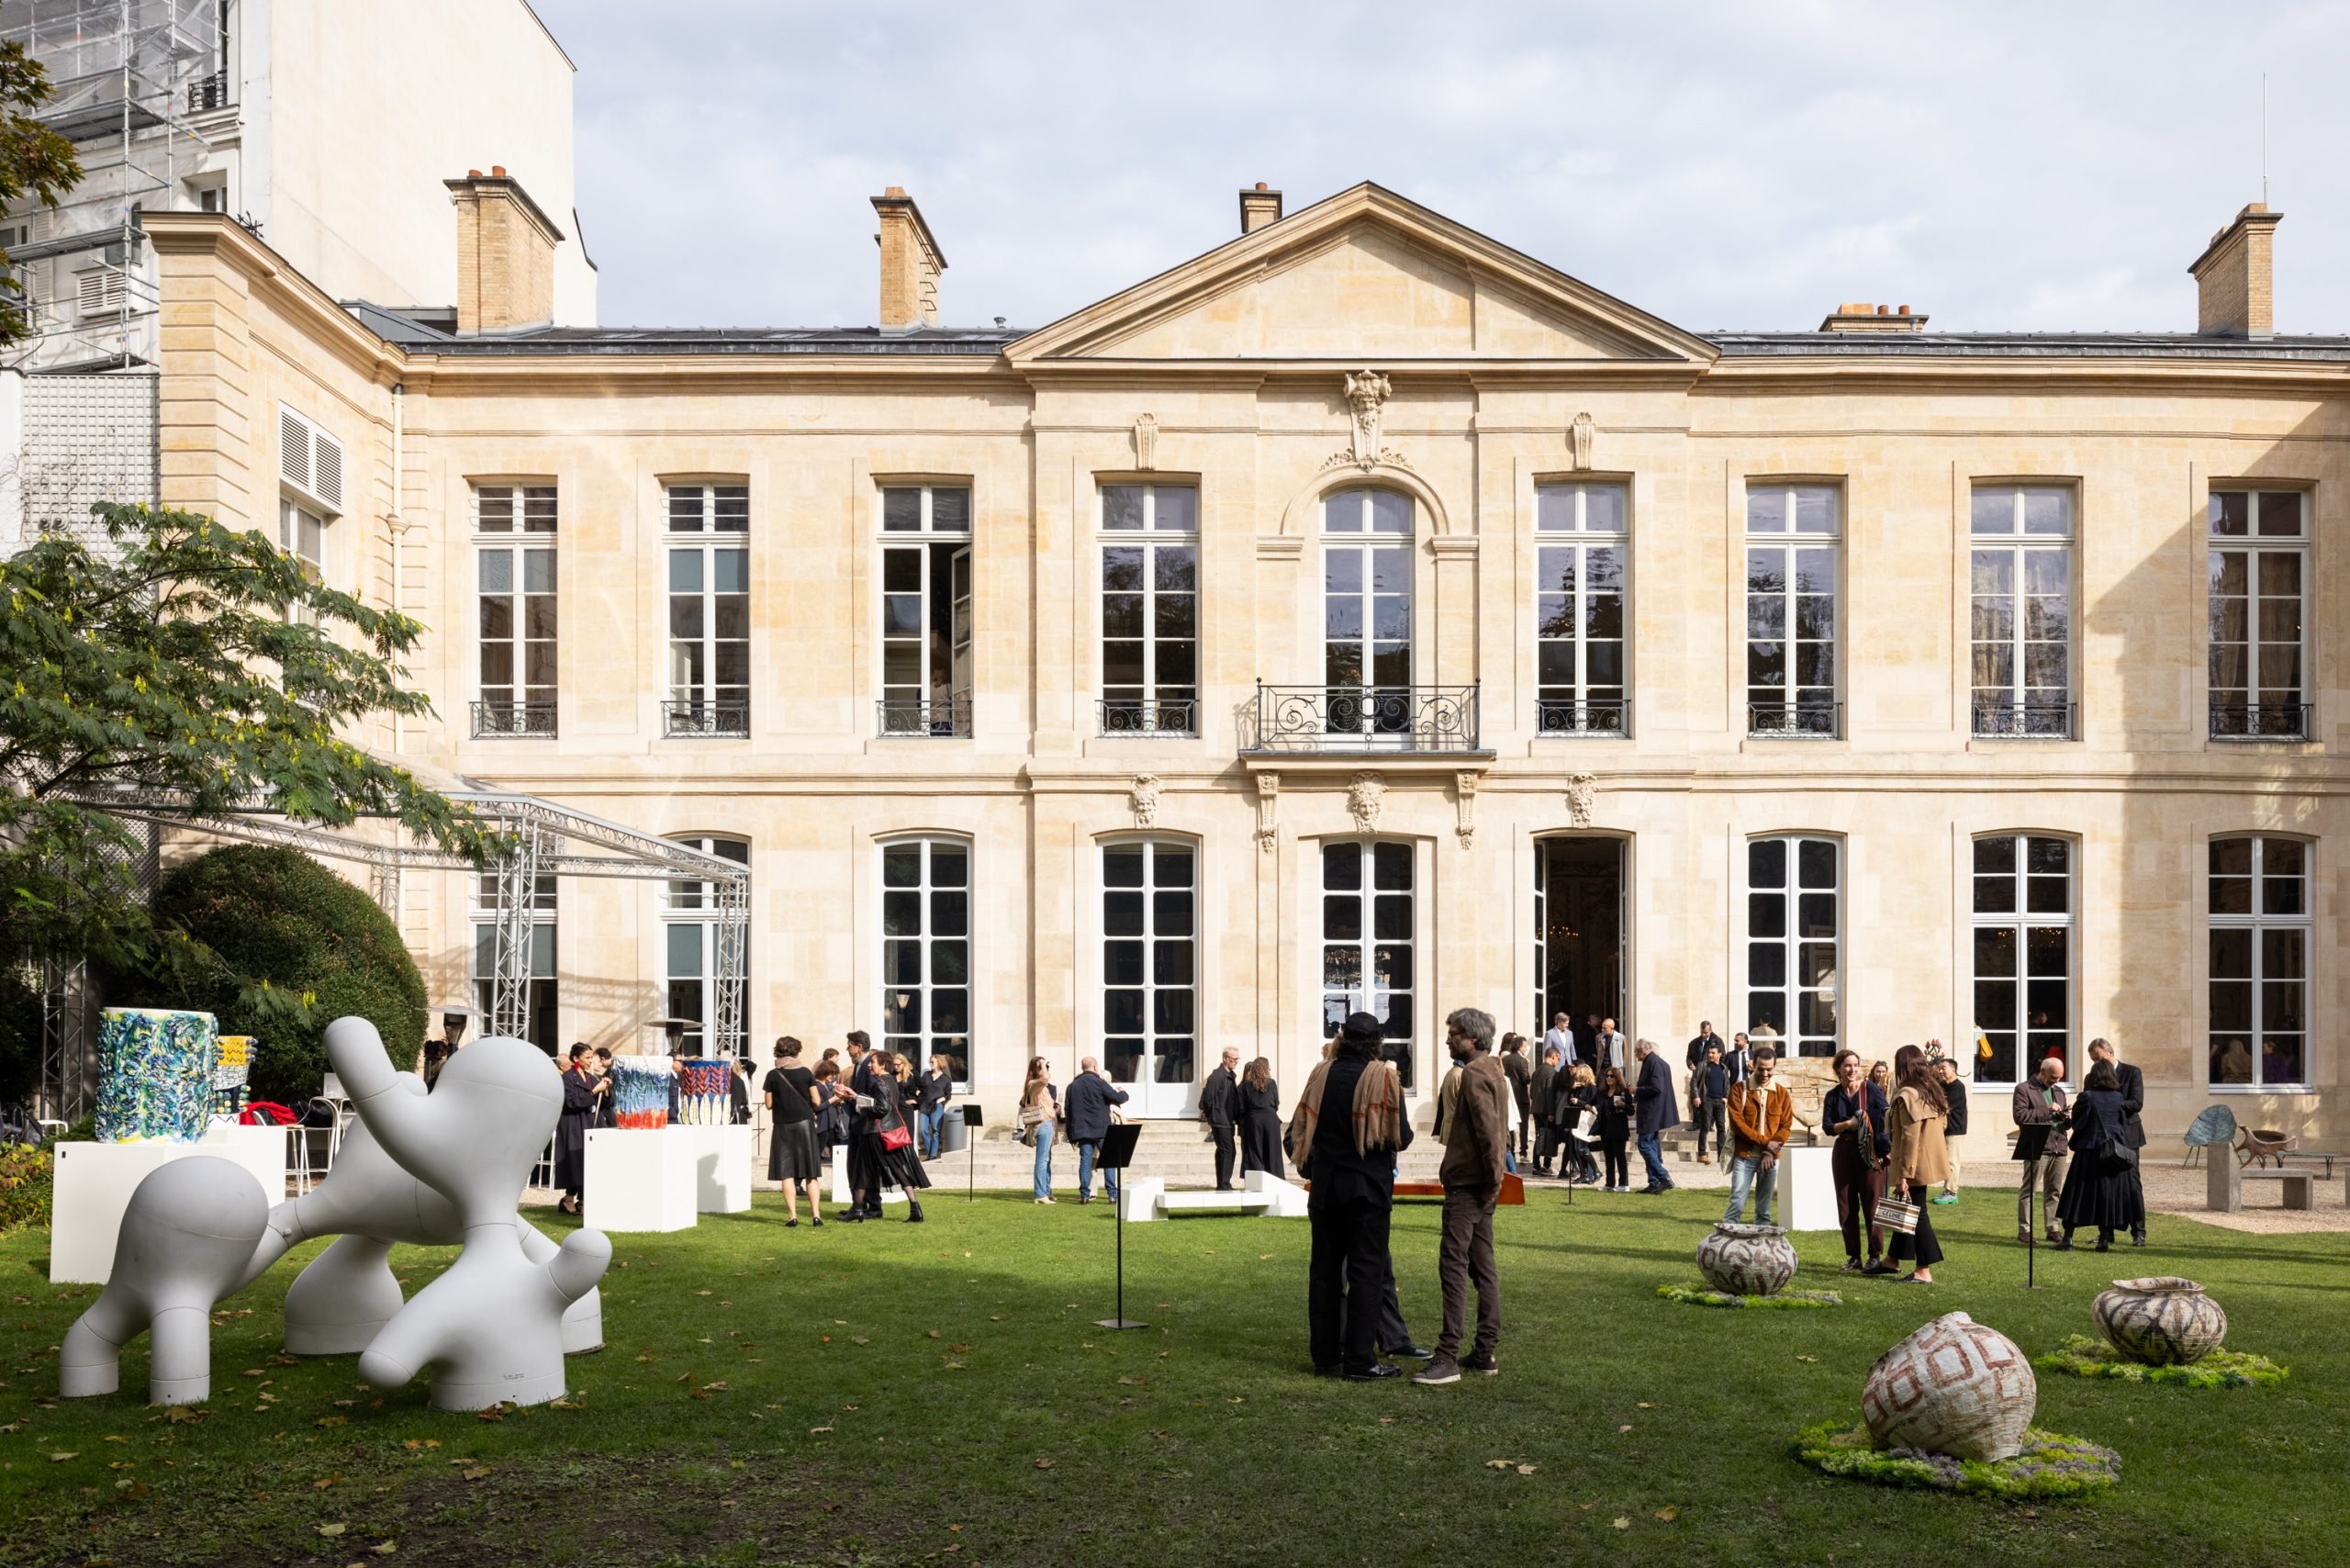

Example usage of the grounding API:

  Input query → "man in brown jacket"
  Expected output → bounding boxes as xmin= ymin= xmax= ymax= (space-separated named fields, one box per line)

xmin=1722 ymin=1047 xmax=1795 ymax=1226
xmin=1417 ymin=1006 xmax=1509 ymax=1385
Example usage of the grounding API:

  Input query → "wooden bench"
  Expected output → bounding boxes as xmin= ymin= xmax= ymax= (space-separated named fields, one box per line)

xmin=2208 ymin=1155 xmax=2319 ymax=1213
xmin=1319 ymin=1174 xmax=1527 ymax=1205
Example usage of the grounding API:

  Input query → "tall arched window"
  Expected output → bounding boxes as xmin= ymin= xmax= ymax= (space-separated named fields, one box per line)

xmin=1322 ymin=487 xmax=1413 ymax=738
xmin=880 ymin=835 xmax=972 ymax=1085
xmin=1970 ymin=834 xmax=2072 ymax=1084
xmin=1102 ymin=838 xmax=1196 ymax=1116
xmin=1745 ymin=834 xmax=1838 ymax=1058
xmin=666 ymin=834 xmax=750 ymax=1056
xmin=1321 ymin=839 xmax=1416 ymax=1088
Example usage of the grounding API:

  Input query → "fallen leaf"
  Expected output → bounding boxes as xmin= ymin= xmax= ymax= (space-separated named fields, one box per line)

xmin=809 ymin=1426 xmax=834 ymax=1434
xmin=103 ymin=1435 xmax=129 ymax=1444
xmin=48 ymin=1451 xmax=78 ymax=1462
xmin=851 ymin=1336 xmax=870 ymax=1346
xmin=695 ymin=1290 xmax=712 ymax=1297
xmin=370 ymin=1544 xmax=398 ymax=1556
xmin=1516 ymin=1464 xmax=1538 ymax=1476
xmin=462 ymin=1465 xmax=493 ymax=1481
xmin=313 ymin=1474 xmax=342 ymax=1490
xmin=1655 ymin=1506 xmax=1681 ymax=1521
xmin=166 ymin=1406 xmax=206 ymax=1425
xmin=1378 ymin=1417 xmax=1396 ymax=1425
xmin=949 ymin=1343 xmax=968 ymax=1353
xmin=1636 ymin=1401 xmax=1653 ymax=1409
xmin=926 ymin=1329 xmax=941 ymax=1338
xmin=1796 ymin=1355 xmax=1818 ymax=1363
xmin=1485 ymin=1459 xmax=1516 ymax=1471
xmin=1034 ymin=1457 xmax=1057 ymax=1470
xmin=1617 ymin=1424 xmax=1632 ymax=1433
xmin=1613 ymin=1517 xmax=1631 ymax=1531
xmin=317 ymin=1523 xmax=347 ymax=1538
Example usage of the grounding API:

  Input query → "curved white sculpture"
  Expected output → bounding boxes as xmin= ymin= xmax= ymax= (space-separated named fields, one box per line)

xmin=58 ymin=1156 xmax=269 ymax=1405
xmin=327 ymin=1017 xmax=610 ymax=1410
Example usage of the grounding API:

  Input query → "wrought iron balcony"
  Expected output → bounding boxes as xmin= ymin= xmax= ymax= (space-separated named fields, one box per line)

xmin=878 ymin=694 xmax=972 ymax=738
xmin=1536 ymin=698 xmax=1627 ymax=737
xmin=1097 ymin=698 xmax=1198 ymax=737
xmin=2210 ymin=701 xmax=2311 ymax=742
xmin=1244 ymin=684 xmax=1481 ymax=754
xmin=662 ymin=697 xmax=749 ymax=738
xmin=471 ymin=699 xmax=556 ymax=738
xmin=186 ymin=70 xmax=229 ymax=113
xmin=1973 ymin=698 xmax=2075 ymax=740
xmin=1746 ymin=700 xmax=1840 ymax=740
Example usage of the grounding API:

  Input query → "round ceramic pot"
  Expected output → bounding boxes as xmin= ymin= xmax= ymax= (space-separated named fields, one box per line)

xmin=1695 ymin=1221 xmax=1797 ymax=1297
xmin=1862 ymin=1311 xmax=2036 ymax=1462
xmin=2093 ymin=1276 xmax=2227 ymax=1366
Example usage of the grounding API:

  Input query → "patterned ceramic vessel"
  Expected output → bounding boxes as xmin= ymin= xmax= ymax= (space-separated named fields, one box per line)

xmin=95 ymin=1008 xmax=218 ymax=1143
xmin=609 ymin=1056 xmax=672 ymax=1129
xmin=1695 ymin=1222 xmax=1797 ymax=1296
xmin=2093 ymin=1277 xmax=2227 ymax=1366
xmin=1862 ymin=1311 xmax=2036 ymax=1462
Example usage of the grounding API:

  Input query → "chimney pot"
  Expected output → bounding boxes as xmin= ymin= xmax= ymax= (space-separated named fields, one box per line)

xmin=467 ymin=168 xmax=482 ymax=177
xmin=1255 ymin=182 xmax=1269 ymax=190
xmin=2189 ymin=202 xmax=2282 ymax=338
xmin=490 ymin=164 xmax=506 ymax=177
xmin=871 ymin=187 xmax=946 ymax=330
xmin=1238 ymin=184 xmax=1284 ymax=235
xmin=444 ymin=169 xmax=565 ymax=334
xmin=1819 ymin=301 xmax=1928 ymax=333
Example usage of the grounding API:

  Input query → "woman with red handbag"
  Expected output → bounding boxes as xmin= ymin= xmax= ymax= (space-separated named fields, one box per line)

xmin=852 ymin=1048 xmax=930 ymax=1224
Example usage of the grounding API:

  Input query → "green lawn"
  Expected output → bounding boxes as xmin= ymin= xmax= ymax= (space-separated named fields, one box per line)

xmin=1 ymin=1186 xmax=2344 ymax=1566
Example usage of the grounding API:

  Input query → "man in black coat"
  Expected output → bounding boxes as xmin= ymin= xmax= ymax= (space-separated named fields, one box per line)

xmin=2087 ymin=1036 xmax=2147 ymax=1245
xmin=1200 ymin=1047 xmax=1242 ymax=1191
xmin=1633 ymin=1038 xmax=1680 ymax=1193
xmin=1501 ymin=1036 xmax=1532 ymax=1161
xmin=1932 ymin=1055 xmax=1970 ymax=1204
xmin=1305 ymin=1013 xmax=1414 ymax=1382
xmin=1064 ymin=1056 xmax=1130 ymax=1204
xmin=1527 ymin=1047 xmax=1561 ymax=1176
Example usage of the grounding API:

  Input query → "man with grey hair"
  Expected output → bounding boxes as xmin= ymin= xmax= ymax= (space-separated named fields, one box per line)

xmin=1064 ymin=1054 xmax=1129 ymax=1205
xmin=1418 ymin=1007 xmax=1508 ymax=1384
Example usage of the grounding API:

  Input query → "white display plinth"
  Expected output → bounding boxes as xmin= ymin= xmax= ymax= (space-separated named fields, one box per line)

xmin=675 ymin=1123 xmax=754 ymax=1214
xmin=584 ymin=1126 xmax=698 ymax=1233
xmin=1786 ymin=1146 xmax=1840 ymax=1233
xmin=51 ymin=1126 xmax=286 ymax=1284
xmin=829 ymin=1153 xmax=906 ymax=1206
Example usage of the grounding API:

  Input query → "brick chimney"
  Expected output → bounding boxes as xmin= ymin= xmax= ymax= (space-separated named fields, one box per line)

xmin=2189 ymin=203 xmax=2281 ymax=338
xmin=1239 ymin=183 xmax=1283 ymax=235
xmin=871 ymin=186 xmax=946 ymax=330
xmin=1818 ymin=301 xmax=1928 ymax=333
xmin=444 ymin=166 xmax=565 ymax=335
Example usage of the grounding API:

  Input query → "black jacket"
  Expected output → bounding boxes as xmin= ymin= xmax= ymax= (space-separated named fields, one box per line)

xmin=1942 ymin=1075 xmax=1969 ymax=1137
xmin=1597 ymin=1085 xmax=1634 ymax=1139
xmin=1692 ymin=1060 xmax=1728 ymax=1104
xmin=2112 ymin=1061 xmax=2146 ymax=1148
xmin=1200 ymin=1065 xmax=1239 ymax=1127
xmin=1501 ymin=1049 xmax=1532 ymax=1114
xmin=1686 ymin=1033 xmax=1722 ymax=1070
xmin=2067 ymin=1087 xmax=2127 ymax=1155
xmin=917 ymin=1068 xmax=954 ymax=1112
xmin=1823 ymin=1081 xmax=1890 ymax=1160
xmin=1306 ymin=1056 xmax=1413 ymax=1204
xmin=1635 ymin=1052 xmax=1681 ymax=1134
xmin=1527 ymin=1062 xmax=1558 ymax=1124
xmin=1064 ymin=1071 xmax=1129 ymax=1142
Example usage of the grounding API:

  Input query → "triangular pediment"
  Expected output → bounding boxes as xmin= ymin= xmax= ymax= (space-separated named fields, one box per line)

xmin=1007 ymin=183 xmax=1715 ymax=365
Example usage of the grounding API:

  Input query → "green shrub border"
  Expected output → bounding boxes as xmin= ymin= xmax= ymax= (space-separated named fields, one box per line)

xmin=1659 ymin=1282 xmax=1842 ymax=1309
xmin=1794 ymin=1420 xmax=2120 ymax=1500
xmin=2036 ymin=1333 xmax=2287 ymax=1389
xmin=0 ymin=1143 xmax=54 ymax=1236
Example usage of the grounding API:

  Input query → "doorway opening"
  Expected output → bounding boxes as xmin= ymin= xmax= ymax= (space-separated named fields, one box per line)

xmin=1533 ymin=837 xmax=1625 ymax=1058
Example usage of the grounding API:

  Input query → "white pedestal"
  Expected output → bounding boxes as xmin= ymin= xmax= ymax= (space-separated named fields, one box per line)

xmin=1786 ymin=1146 xmax=1840 ymax=1233
xmin=676 ymin=1124 xmax=754 ymax=1214
xmin=1119 ymin=1177 xmax=1165 ymax=1222
xmin=584 ymin=1126 xmax=698 ymax=1233
xmin=1245 ymin=1169 xmax=1310 ymax=1217
xmin=50 ymin=1126 xmax=286 ymax=1284
xmin=829 ymin=1153 xmax=906 ymax=1206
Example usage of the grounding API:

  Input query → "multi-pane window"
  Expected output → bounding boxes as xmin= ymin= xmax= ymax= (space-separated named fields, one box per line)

xmin=2209 ymin=490 xmax=2308 ymax=740
xmin=665 ymin=486 xmax=750 ymax=736
xmin=1971 ymin=486 xmax=2074 ymax=738
xmin=474 ymin=485 xmax=557 ymax=737
xmin=666 ymin=835 xmax=750 ymax=1057
xmin=1535 ymin=481 xmax=1628 ymax=734
xmin=472 ymin=870 xmax=557 ymax=1057
xmin=278 ymin=498 xmax=325 ymax=630
xmin=1321 ymin=840 xmax=1416 ymax=1088
xmin=2209 ymin=836 xmax=2309 ymax=1088
xmin=1323 ymin=488 xmax=1413 ymax=738
xmin=1745 ymin=835 xmax=1839 ymax=1057
xmin=1100 ymin=484 xmax=1198 ymax=735
xmin=880 ymin=836 xmax=971 ymax=1085
xmin=1102 ymin=840 xmax=1197 ymax=1112
xmin=1971 ymin=834 xmax=2072 ymax=1084
xmin=878 ymin=485 xmax=972 ymax=737
xmin=1744 ymin=484 xmax=1839 ymax=737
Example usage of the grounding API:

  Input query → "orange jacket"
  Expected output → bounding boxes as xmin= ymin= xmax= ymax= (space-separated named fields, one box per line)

xmin=1727 ymin=1080 xmax=1793 ymax=1159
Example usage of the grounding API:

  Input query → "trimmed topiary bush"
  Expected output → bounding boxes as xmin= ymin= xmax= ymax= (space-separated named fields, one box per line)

xmin=113 ymin=845 xmax=425 ymax=1104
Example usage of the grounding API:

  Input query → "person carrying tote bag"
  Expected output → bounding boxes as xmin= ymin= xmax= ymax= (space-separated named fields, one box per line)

xmin=1873 ymin=1043 xmax=1949 ymax=1284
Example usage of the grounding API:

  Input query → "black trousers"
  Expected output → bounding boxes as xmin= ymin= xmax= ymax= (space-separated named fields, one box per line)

xmin=1694 ymin=1099 xmax=1727 ymax=1157
xmin=1211 ymin=1122 xmax=1237 ymax=1190
xmin=1308 ymin=1193 xmax=1391 ymax=1373
xmin=1341 ymin=1255 xmax=1413 ymax=1353
xmin=1888 ymin=1181 xmax=1944 ymax=1268
xmin=1601 ymin=1134 xmax=1628 ymax=1188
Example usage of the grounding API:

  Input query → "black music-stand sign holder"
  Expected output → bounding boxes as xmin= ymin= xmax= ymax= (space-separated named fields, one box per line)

xmin=2013 ymin=1122 xmax=2054 ymax=1289
xmin=962 ymin=1104 xmax=983 ymax=1204
xmin=1094 ymin=1123 xmax=1146 ymax=1330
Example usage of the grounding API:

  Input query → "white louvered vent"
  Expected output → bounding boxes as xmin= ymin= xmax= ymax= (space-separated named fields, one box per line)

xmin=278 ymin=406 xmax=343 ymax=514
xmin=278 ymin=408 xmax=309 ymax=491
xmin=312 ymin=428 xmax=343 ymax=510
xmin=75 ymin=266 xmax=126 ymax=318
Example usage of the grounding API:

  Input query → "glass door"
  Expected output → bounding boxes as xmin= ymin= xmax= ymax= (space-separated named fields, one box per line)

xmin=1103 ymin=841 xmax=1197 ymax=1116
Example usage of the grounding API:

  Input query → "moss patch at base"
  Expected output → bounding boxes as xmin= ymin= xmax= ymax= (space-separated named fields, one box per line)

xmin=1794 ymin=1420 xmax=2120 ymax=1500
xmin=2037 ymin=1333 xmax=2288 ymax=1389
xmin=1658 ymin=1282 xmax=1842 ymax=1309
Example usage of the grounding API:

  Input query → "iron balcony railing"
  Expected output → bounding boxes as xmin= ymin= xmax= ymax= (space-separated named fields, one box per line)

xmin=1973 ymin=698 xmax=2076 ymax=740
xmin=661 ymin=697 xmax=749 ymax=738
xmin=186 ymin=70 xmax=229 ymax=113
xmin=2210 ymin=701 xmax=2311 ymax=742
xmin=1746 ymin=700 xmax=1841 ymax=740
xmin=1536 ymin=698 xmax=1628 ymax=737
xmin=471 ymin=699 xmax=556 ymax=738
xmin=878 ymin=693 xmax=973 ymax=738
xmin=1245 ymin=684 xmax=1481 ymax=754
xmin=1097 ymin=698 xmax=1198 ymax=737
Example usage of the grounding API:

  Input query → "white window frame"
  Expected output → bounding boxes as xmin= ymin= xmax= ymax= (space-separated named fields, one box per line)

xmin=876 ymin=484 xmax=974 ymax=738
xmin=2208 ymin=488 xmax=2309 ymax=741
xmin=878 ymin=834 xmax=974 ymax=1091
xmin=1097 ymin=482 xmax=1200 ymax=736
xmin=1318 ymin=837 xmax=1420 ymax=1091
xmin=2207 ymin=835 xmax=2311 ymax=1092
xmin=472 ymin=484 xmax=558 ymax=736
xmin=1742 ymin=483 xmax=1841 ymax=738
xmin=1743 ymin=834 xmax=1840 ymax=1058
xmin=665 ymin=834 xmax=751 ymax=1057
xmin=1969 ymin=485 xmax=2076 ymax=739
xmin=1099 ymin=835 xmax=1201 ymax=1114
xmin=1319 ymin=487 xmax=1416 ymax=741
xmin=1534 ymin=480 xmax=1629 ymax=736
xmin=664 ymin=485 xmax=750 ymax=736
xmin=1968 ymin=833 xmax=2075 ymax=1087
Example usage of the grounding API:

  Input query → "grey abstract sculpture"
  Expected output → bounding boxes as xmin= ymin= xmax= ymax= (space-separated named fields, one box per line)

xmin=59 ymin=1156 xmax=269 ymax=1405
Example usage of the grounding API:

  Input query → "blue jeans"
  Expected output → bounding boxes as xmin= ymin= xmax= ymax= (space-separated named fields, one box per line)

xmin=1032 ymin=1119 xmax=1055 ymax=1198
xmin=1077 ymin=1137 xmax=1120 ymax=1201
xmin=918 ymin=1104 xmax=946 ymax=1160
xmin=1723 ymin=1153 xmax=1777 ymax=1226
xmin=1637 ymin=1131 xmax=1673 ymax=1190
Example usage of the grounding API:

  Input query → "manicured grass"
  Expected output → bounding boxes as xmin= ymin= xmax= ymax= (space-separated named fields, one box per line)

xmin=1 ymin=1186 xmax=2345 ymax=1565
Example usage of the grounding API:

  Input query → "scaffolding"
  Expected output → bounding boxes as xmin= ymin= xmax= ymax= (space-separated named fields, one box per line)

xmin=0 ymin=0 xmax=223 ymax=372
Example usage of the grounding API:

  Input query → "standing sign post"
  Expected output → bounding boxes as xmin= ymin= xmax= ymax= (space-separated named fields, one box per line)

xmin=1093 ymin=1123 xmax=1146 ymax=1330
xmin=962 ymin=1104 xmax=983 ymax=1204
xmin=2012 ymin=1122 xmax=2053 ymax=1290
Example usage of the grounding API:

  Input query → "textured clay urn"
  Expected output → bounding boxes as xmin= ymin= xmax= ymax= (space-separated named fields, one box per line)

xmin=2093 ymin=1277 xmax=2228 ymax=1366
xmin=1862 ymin=1312 xmax=2036 ymax=1462
xmin=1695 ymin=1221 xmax=1797 ymax=1297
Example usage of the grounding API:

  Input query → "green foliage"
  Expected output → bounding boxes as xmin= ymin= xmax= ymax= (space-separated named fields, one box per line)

xmin=1795 ymin=1420 xmax=2121 ymax=1499
xmin=2037 ymin=1333 xmax=2288 ymax=1389
xmin=1658 ymin=1282 xmax=1842 ymax=1309
xmin=0 ymin=40 xmax=82 ymax=344
xmin=0 ymin=1142 xmax=51 ymax=1234
xmin=111 ymin=846 xmax=426 ymax=1103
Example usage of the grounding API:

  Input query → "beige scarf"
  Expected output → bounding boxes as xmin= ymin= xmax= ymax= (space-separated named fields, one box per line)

xmin=1287 ymin=1055 xmax=1404 ymax=1159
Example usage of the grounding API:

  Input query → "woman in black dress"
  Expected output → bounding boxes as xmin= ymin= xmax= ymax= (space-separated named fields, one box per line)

xmin=2056 ymin=1061 xmax=2143 ymax=1251
xmin=763 ymin=1036 xmax=823 ymax=1227
xmin=853 ymin=1048 xmax=930 ymax=1223
xmin=1237 ymin=1056 xmax=1283 ymax=1180
xmin=1596 ymin=1065 xmax=1635 ymax=1192
xmin=1561 ymin=1062 xmax=1601 ymax=1184
xmin=554 ymin=1043 xmax=600 ymax=1215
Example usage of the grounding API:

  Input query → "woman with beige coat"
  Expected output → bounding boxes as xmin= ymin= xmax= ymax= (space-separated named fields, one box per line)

xmin=1877 ymin=1043 xmax=1950 ymax=1284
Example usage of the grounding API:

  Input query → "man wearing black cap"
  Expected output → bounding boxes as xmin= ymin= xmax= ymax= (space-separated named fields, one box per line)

xmin=1289 ymin=1011 xmax=1414 ymax=1382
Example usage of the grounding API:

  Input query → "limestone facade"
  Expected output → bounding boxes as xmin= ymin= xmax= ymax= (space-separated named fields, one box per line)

xmin=140 ymin=181 xmax=2350 ymax=1152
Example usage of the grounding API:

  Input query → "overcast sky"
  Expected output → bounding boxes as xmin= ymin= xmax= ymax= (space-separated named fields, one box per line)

xmin=536 ymin=1 xmax=2350 ymax=337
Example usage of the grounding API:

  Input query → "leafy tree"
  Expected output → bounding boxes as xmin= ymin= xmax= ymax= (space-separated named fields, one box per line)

xmin=0 ymin=39 xmax=85 ymax=342
xmin=2 ymin=503 xmax=498 ymax=1020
